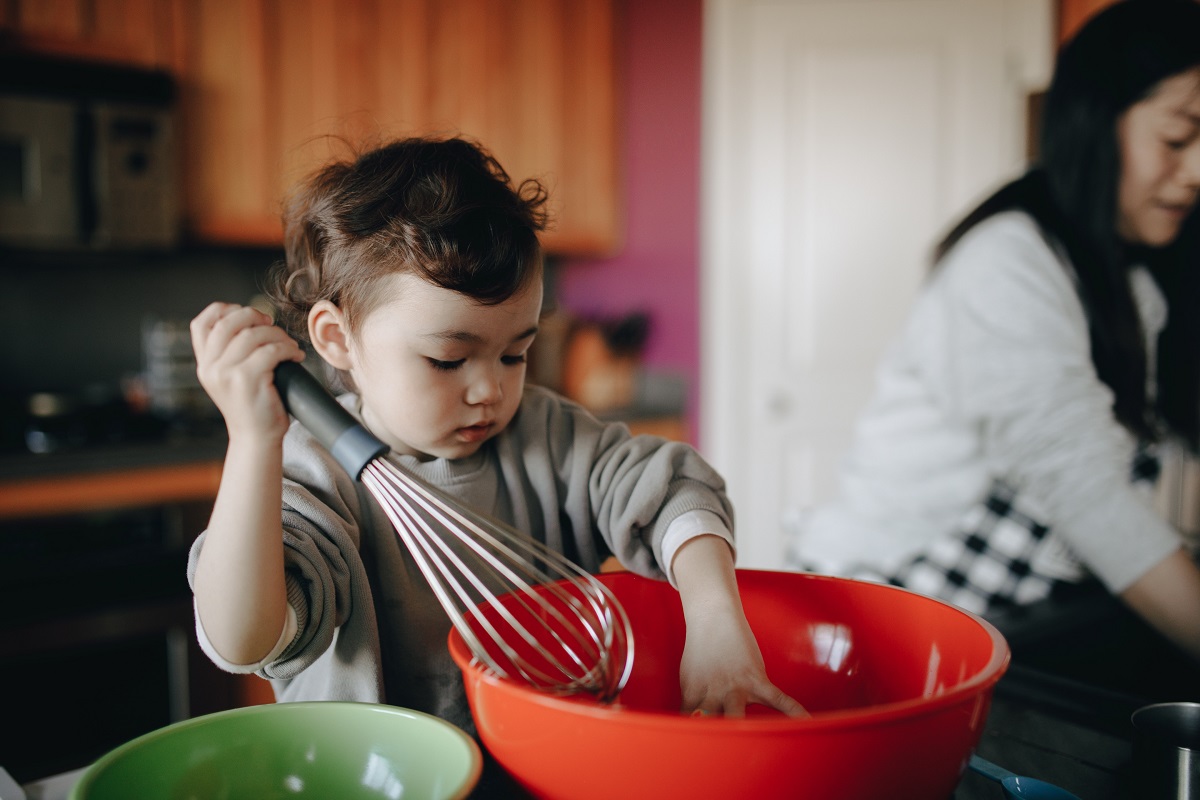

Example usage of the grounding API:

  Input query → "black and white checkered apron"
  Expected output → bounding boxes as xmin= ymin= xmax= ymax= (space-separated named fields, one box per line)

xmin=830 ymin=444 xmax=1161 ymax=615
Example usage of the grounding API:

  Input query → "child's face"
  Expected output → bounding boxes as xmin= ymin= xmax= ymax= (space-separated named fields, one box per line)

xmin=1116 ymin=67 xmax=1200 ymax=248
xmin=346 ymin=272 xmax=543 ymax=461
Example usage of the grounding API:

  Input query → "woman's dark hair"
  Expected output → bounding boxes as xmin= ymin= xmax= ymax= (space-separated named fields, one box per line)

xmin=268 ymin=136 xmax=549 ymax=346
xmin=934 ymin=0 xmax=1200 ymax=448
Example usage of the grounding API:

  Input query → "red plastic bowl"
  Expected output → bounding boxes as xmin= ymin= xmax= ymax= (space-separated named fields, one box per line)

xmin=449 ymin=569 xmax=1009 ymax=800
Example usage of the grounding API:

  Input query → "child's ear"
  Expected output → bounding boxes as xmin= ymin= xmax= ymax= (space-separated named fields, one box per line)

xmin=309 ymin=300 xmax=354 ymax=370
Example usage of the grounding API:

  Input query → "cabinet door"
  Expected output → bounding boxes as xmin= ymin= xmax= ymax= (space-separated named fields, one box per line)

xmin=177 ymin=0 xmax=619 ymax=254
xmin=174 ymin=0 xmax=279 ymax=244
xmin=269 ymin=0 xmax=385 ymax=207
xmin=0 ymin=0 xmax=618 ymax=253
xmin=0 ymin=0 xmax=181 ymax=68
xmin=390 ymin=0 xmax=620 ymax=256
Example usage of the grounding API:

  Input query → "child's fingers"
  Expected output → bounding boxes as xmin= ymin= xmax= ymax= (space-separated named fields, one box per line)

xmin=686 ymin=682 xmax=809 ymax=719
xmin=752 ymin=682 xmax=809 ymax=718
xmin=226 ymin=323 xmax=299 ymax=363
xmin=190 ymin=301 xmax=260 ymax=338
xmin=766 ymin=692 xmax=809 ymax=718
xmin=720 ymin=695 xmax=748 ymax=718
xmin=241 ymin=338 xmax=305 ymax=377
xmin=201 ymin=328 xmax=300 ymax=388
xmin=198 ymin=305 xmax=281 ymax=364
xmin=189 ymin=301 xmax=238 ymax=355
xmin=683 ymin=685 xmax=749 ymax=717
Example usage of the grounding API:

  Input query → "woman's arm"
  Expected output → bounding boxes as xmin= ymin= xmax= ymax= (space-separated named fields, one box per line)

xmin=1119 ymin=548 xmax=1200 ymax=663
xmin=940 ymin=218 xmax=1183 ymax=593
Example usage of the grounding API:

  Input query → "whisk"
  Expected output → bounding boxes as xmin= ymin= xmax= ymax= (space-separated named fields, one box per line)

xmin=273 ymin=361 xmax=633 ymax=701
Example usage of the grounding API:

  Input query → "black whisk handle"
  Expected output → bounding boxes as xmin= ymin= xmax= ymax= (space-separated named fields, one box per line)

xmin=273 ymin=360 xmax=388 ymax=480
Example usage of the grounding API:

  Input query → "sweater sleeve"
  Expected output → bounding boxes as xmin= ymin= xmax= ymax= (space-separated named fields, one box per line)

xmin=524 ymin=387 xmax=736 ymax=580
xmin=933 ymin=213 xmax=1182 ymax=592
xmin=185 ymin=417 xmax=378 ymax=682
xmin=263 ymin=423 xmax=380 ymax=680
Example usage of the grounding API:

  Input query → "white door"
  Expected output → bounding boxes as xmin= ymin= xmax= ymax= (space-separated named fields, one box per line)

xmin=701 ymin=0 xmax=1053 ymax=568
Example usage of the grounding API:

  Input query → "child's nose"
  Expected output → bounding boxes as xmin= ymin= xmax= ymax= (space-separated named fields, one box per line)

xmin=465 ymin=367 xmax=503 ymax=406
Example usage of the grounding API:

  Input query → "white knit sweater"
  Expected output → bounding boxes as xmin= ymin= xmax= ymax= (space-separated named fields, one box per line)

xmin=789 ymin=211 xmax=1183 ymax=594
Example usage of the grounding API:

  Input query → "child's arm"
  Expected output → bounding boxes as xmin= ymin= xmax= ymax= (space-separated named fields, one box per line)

xmin=673 ymin=534 xmax=808 ymax=717
xmin=189 ymin=302 xmax=305 ymax=665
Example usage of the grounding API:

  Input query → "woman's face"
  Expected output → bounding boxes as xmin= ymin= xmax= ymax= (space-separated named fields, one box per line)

xmin=344 ymin=272 xmax=542 ymax=461
xmin=1116 ymin=67 xmax=1200 ymax=247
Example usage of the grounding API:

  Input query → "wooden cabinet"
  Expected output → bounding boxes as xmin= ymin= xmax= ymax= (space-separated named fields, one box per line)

xmin=0 ymin=0 xmax=184 ymax=69
xmin=1 ymin=0 xmax=621 ymax=255
xmin=172 ymin=0 xmax=278 ymax=245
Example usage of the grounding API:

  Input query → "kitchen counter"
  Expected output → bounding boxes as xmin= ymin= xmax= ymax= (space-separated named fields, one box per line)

xmin=0 ymin=437 xmax=226 ymax=520
xmin=957 ymin=664 xmax=1140 ymax=799
xmin=957 ymin=581 xmax=1200 ymax=798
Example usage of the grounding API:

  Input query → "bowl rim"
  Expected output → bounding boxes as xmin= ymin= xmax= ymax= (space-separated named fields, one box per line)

xmin=69 ymin=701 xmax=483 ymax=800
xmin=449 ymin=569 xmax=1011 ymax=732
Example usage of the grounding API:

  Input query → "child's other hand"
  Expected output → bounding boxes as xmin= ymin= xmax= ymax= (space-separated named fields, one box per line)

xmin=679 ymin=607 xmax=808 ymax=718
xmin=190 ymin=301 xmax=304 ymax=441
xmin=671 ymin=534 xmax=807 ymax=718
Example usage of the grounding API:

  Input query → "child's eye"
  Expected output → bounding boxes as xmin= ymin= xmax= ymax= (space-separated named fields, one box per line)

xmin=427 ymin=358 xmax=465 ymax=372
xmin=501 ymin=353 xmax=527 ymax=366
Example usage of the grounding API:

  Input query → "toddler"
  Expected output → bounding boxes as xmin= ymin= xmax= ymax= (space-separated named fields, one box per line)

xmin=188 ymin=136 xmax=804 ymax=734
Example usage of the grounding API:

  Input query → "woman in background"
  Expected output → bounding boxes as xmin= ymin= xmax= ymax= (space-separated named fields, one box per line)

xmin=788 ymin=0 xmax=1200 ymax=665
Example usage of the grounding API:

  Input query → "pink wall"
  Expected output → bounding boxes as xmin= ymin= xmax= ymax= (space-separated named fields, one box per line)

xmin=556 ymin=0 xmax=704 ymax=440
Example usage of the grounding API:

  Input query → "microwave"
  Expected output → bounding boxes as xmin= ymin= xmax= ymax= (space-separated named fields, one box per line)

xmin=0 ymin=53 xmax=179 ymax=251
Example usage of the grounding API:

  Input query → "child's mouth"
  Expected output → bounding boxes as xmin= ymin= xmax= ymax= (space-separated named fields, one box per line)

xmin=457 ymin=422 xmax=493 ymax=442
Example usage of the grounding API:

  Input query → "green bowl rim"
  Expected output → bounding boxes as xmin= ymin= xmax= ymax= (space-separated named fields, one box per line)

xmin=69 ymin=701 xmax=483 ymax=800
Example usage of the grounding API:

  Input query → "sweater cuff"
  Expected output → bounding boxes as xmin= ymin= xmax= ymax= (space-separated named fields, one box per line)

xmin=661 ymin=510 xmax=735 ymax=588
xmin=1064 ymin=489 xmax=1183 ymax=594
xmin=194 ymin=602 xmax=298 ymax=674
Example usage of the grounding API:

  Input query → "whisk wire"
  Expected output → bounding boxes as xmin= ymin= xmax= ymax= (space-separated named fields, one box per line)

xmin=379 ymin=469 xmax=610 ymax=690
xmin=362 ymin=467 xmax=529 ymax=672
xmin=362 ymin=460 xmax=632 ymax=698
xmin=369 ymin=467 xmax=578 ymax=686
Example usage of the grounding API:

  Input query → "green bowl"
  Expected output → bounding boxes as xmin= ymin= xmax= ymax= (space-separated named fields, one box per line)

xmin=70 ymin=702 xmax=481 ymax=800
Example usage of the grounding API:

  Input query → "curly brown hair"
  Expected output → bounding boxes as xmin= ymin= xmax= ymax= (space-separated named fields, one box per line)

xmin=267 ymin=136 xmax=550 ymax=346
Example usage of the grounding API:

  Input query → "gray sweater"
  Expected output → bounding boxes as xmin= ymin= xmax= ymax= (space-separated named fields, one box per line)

xmin=188 ymin=385 xmax=733 ymax=732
